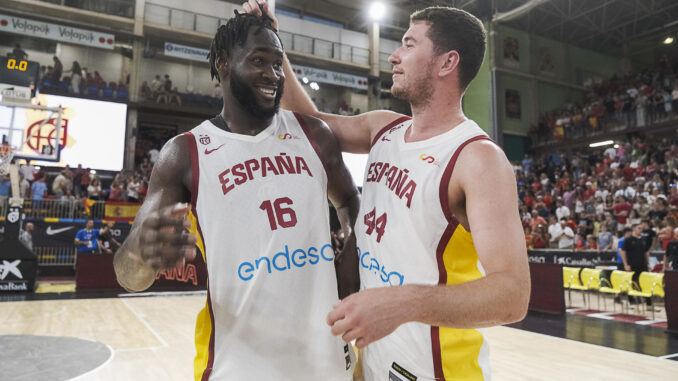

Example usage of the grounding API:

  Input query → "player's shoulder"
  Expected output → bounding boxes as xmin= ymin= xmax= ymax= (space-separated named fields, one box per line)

xmin=365 ymin=110 xmax=410 ymax=135
xmin=152 ymin=133 xmax=193 ymax=177
xmin=453 ymin=136 xmax=513 ymax=187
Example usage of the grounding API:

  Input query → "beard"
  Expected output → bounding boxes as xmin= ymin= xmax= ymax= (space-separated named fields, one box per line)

xmin=230 ymin=71 xmax=284 ymax=119
xmin=391 ymin=59 xmax=435 ymax=108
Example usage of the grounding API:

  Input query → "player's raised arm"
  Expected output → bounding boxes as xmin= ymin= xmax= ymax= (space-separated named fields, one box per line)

xmin=113 ymin=135 xmax=197 ymax=293
xmin=297 ymin=114 xmax=361 ymax=298
xmin=242 ymin=0 xmax=403 ymax=153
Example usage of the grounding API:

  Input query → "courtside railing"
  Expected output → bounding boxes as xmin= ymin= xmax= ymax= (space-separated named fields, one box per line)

xmin=144 ymin=3 xmax=370 ymax=67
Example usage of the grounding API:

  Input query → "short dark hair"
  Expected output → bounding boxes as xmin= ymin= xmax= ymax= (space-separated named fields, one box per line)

xmin=410 ymin=6 xmax=486 ymax=90
xmin=208 ymin=10 xmax=280 ymax=82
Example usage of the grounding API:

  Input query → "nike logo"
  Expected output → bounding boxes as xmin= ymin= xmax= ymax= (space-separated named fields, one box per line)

xmin=381 ymin=135 xmax=391 ymax=142
xmin=205 ymin=144 xmax=225 ymax=155
xmin=46 ymin=226 xmax=75 ymax=235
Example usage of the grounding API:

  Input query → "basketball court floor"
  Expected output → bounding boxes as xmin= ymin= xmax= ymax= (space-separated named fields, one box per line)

xmin=1 ymin=288 xmax=678 ymax=380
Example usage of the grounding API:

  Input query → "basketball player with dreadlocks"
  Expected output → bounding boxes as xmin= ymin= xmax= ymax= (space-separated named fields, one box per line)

xmin=245 ymin=1 xmax=530 ymax=380
xmin=114 ymin=10 xmax=359 ymax=380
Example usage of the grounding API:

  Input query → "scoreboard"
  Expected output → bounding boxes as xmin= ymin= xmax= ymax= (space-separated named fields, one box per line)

xmin=0 ymin=56 xmax=40 ymax=87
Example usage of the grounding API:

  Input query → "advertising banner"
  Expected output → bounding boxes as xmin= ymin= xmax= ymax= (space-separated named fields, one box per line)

xmin=0 ymin=13 xmax=115 ymax=49
xmin=291 ymin=65 xmax=368 ymax=90
xmin=31 ymin=220 xmax=131 ymax=248
xmin=164 ymin=42 xmax=209 ymax=62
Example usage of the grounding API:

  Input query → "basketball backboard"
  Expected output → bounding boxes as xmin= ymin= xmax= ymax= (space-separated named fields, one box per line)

xmin=0 ymin=100 xmax=62 ymax=163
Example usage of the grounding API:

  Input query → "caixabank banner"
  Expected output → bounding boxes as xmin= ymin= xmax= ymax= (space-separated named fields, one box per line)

xmin=31 ymin=220 xmax=131 ymax=248
xmin=0 ymin=206 xmax=37 ymax=292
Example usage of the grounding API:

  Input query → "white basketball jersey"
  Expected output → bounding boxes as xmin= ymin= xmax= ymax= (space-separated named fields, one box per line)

xmin=357 ymin=117 xmax=492 ymax=381
xmin=187 ymin=110 xmax=354 ymax=380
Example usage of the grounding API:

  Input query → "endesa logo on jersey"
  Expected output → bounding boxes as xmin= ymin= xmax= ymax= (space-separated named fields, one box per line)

xmin=419 ymin=153 xmax=440 ymax=166
xmin=278 ymin=133 xmax=300 ymax=140
xmin=358 ymin=247 xmax=404 ymax=286
xmin=237 ymin=243 xmax=335 ymax=281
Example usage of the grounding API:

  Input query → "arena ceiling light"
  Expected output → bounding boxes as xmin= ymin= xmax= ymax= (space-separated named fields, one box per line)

xmin=302 ymin=77 xmax=309 ymax=84
xmin=589 ymin=140 xmax=614 ymax=148
xmin=369 ymin=2 xmax=386 ymax=21
xmin=310 ymin=82 xmax=320 ymax=91
xmin=664 ymin=36 xmax=674 ymax=44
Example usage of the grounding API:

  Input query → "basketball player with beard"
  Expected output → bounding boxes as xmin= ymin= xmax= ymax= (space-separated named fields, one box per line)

xmin=114 ymin=11 xmax=359 ymax=380
xmin=244 ymin=2 xmax=529 ymax=380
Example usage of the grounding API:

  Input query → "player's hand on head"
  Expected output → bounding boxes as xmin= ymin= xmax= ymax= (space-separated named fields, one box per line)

xmin=242 ymin=0 xmax=279 ymax=31
xmin=139 ymin=203 xmax=197 ymax=271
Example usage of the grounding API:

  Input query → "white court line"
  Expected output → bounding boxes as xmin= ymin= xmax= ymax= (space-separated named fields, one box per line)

xmin=587 ymin=312 xmax=615 ymax=320
xmin=659 ymin=353 xmax=678 ymax=359
xmin=118 ymin=290 xmax=206 ymax=298
xmin=636 ymin=319 xmax=667 ymax=325
xmin=120 ymin=299 xmax=169 ymax=348
xmin=66 ymin=342 xmax=115 ymax=381
xmin=566 ymin=308 xmax=585 ymax=313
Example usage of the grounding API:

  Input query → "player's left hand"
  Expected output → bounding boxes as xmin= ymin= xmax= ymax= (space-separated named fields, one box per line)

xmin=326 ymin=287 xmax=407 ymax=349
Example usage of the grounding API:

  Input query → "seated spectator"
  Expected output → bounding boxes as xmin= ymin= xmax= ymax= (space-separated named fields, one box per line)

xmin=93 ymin=71 xmax=105 ymax=88
xmin=140 ymin=81 xmax=152 ymax=100
xmin=87 ymin=177 xmax=103 ymax=200
xmin=74 ymin=219 xmax=100 ymax=254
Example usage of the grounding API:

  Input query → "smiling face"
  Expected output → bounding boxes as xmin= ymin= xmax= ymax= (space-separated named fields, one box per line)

xmin=224 ymin=27 xmax=284 ymax=119
xmin=388 ymin=22 xmax=437 ymax=107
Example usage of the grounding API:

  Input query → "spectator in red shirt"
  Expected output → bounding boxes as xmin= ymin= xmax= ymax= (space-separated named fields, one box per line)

xmin=532 ymin=225 xmax=547 ymax=249
xmin=613 ymin=196 xmax=633 ymax=224
xmin=529 ymin=210 xmax=547 ymax=232
xmin=523 ymin=191 xmax=536 ymax=209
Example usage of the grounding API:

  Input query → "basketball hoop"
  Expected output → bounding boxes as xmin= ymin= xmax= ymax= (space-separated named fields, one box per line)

xmin=0 ymin=144 xmax=16 ymax=175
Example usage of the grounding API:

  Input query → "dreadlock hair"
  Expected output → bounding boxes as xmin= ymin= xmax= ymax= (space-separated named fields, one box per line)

xmin=208 ymin=9 xmax=280 ymax=82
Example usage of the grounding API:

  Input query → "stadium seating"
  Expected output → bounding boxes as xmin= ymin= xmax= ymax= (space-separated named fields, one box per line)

xmin=628 ymin=272 xmax=665 ymax=319
xmin=600 ymin=270 xmax=634 ymax=313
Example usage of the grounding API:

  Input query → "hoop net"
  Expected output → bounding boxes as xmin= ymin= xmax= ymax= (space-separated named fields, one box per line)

xmin=0 ymin=144 xmax=16 ymax=175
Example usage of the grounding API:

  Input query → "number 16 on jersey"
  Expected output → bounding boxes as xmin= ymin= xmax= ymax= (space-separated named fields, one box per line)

xmin=364 ymin=207 xmax=387 ymax=242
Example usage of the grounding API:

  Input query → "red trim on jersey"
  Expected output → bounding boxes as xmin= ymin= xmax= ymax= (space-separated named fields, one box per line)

xmin=431 ymin=134 xmax=490 ymax=381
xmin=370 ymin=116 xmax=411 ymax=148
xmin=294 ymin=112 xmax=329 ymax=176
xmin=186 ymin=132 xmax=200 ymax=208
xmin=430 ymin=326 xmax=444 ymax=380
xmin=438 ymin=135 xmax=491 ymax=223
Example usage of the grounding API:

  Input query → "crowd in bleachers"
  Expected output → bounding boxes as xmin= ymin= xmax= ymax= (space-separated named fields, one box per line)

xmin=39 ymin=57 xmax=130 ymax=100
xmin=2 ymin=156 xmax=153 ymax=212
xmin=139 ymin=74 xmax=221 ymax=109
xmin=516 ymin=136 xmax=678 ymax=261
xmin=532 ymin=56 xmax=678 ymax=143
